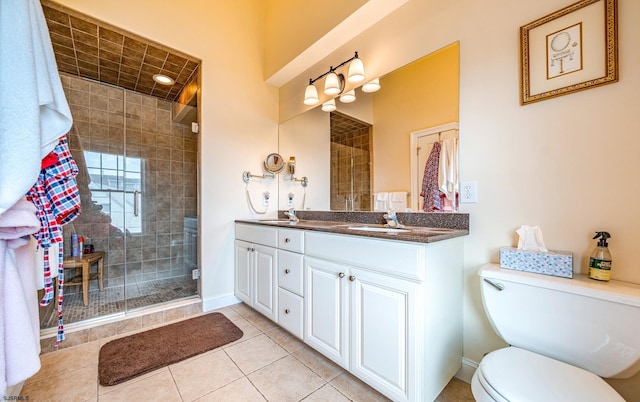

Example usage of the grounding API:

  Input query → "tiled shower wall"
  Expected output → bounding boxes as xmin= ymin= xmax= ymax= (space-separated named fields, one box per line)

xmin=61 ymin=73 xmax=197 ymax=291
xmin=330 ymin=127 xmax=372 ymax=211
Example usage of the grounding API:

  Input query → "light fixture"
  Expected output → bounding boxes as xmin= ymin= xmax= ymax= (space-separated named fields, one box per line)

xmin=303 ymin=52 xmax=365 ymax=104
xmin=152 ymin=73 xmax=175 ymax=86
xmin=339 ymin=89 xmax=356 ymax=103
xmin=347 ymin=54 xmax=365 ymax=83
xmin=321 ymin=99 xmax=336 ymax=112
xmin=304 ymin=79 xmax=319 ymax=105
xmin=362 ymin=78 xmax=381 ymax=93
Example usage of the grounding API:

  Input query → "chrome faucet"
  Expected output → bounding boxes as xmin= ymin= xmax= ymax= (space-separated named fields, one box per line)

xmin=284 ymin=208 xmax=299 ymax=223
xmin=383 ymin=209 xmax=404 ymax=228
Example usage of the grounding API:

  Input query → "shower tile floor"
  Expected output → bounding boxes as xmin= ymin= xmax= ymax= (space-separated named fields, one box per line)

xmin=39 ymin=276 xmax=198 ymax=329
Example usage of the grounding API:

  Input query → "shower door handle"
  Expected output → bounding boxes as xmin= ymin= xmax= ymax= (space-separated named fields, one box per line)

xmin=133 ymin=190 xmax=140 ymax=217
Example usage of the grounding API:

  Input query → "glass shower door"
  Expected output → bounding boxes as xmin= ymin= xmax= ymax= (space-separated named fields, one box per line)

xmin=39 ymin=76 xmax=198 ymax=331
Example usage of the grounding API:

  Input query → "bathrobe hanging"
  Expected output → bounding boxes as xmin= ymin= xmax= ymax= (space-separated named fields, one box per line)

xmin=438 ymin=138 xmax=458 ymax=202
xmin=26 ymin=136 xmax=81 ymax=344
xmin=420 ymin=142 xmax=444 ymax=212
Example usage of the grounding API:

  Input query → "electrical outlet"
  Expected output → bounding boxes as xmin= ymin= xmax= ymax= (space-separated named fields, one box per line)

xmin=287 ymin=192 xmax=294 ymax=207
xmin=460 ymin=181 xmax=477 ymax=203
xmin=263 ymin=191 xmax=270 ymax=206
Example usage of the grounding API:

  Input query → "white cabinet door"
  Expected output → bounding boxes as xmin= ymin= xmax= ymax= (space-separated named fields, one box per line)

xmin=350 ymin=267 xmax=417 ymax=402
xmin=253 ymin=244 xmax=278 ymax=321
xmin=234 ymin=240 xmax=252 ymax=305
xmin=304 ymin=256 xmax=349 ymax=369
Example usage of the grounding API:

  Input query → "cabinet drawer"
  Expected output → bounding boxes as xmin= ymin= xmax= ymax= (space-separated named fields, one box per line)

xmin=278 ymin=228 xmax=304 ymax=253
xmin=278 ymin=288 xmax=303 ymax=339
xmin=235 ymin=223 xmax=278 ymax=247
xmin=305 ymin=231 xmax=425 ymax=280
xmin=278 ymin=250 xmax=304 ymax=296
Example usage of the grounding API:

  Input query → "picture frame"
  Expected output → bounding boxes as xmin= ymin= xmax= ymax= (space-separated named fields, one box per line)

xmin=519 ymin=0 xmax=618 ymax=105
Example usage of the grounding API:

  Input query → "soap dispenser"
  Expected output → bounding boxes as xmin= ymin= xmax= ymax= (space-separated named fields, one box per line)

xmin=588 ymin=231 xmax=612 ymax=281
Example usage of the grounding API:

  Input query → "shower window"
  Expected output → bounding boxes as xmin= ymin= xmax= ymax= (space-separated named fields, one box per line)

xmin=85 ymin=151 xmax=143 ymax=234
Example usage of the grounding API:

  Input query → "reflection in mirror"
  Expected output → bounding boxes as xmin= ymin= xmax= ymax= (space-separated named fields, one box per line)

xmin=330 ymin=112 xmax=372 ymax=211
xmin=279 ymin=42 xmax=459 ymax=212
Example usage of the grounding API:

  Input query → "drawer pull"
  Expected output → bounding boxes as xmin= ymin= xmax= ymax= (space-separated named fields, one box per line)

xmin=349 ymin=275 xmax=356 ymax=282
xmin=284 ymin=269 xmax=290 ymax=274
xmin=338 ymin=272 xmax=345 ymax=278
xmin=285 ymin=309 xmax=290 ymax=314
xmin=284 ymin=238 xmax=291 ymax=243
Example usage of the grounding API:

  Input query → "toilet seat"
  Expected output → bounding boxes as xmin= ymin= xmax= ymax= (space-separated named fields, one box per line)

xmin=472 ymin=347 xmax=625 ymax=402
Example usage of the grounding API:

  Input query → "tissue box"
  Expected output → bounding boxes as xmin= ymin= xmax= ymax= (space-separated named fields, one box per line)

xmin=499 ymin=247 xmax=573 ymax=278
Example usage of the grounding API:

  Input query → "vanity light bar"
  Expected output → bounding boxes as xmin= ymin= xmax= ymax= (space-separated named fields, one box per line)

xmin=304 ymin=52 xmax=364 ymax=105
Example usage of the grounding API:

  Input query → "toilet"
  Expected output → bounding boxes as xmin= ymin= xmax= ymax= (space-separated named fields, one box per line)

xmin=472 ymin=264 xmax=640 ymax=402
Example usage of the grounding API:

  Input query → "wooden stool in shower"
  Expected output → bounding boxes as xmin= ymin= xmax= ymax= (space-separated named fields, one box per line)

xmin=62 ymin=251 xmax=105 ymax=306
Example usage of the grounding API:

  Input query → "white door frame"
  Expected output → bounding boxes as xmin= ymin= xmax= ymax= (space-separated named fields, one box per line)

xmin=409 ymin=122 xmax=458 ymax=211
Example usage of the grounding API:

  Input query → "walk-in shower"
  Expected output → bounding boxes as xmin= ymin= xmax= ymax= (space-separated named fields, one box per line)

xmin=39 ymin=1 xmax=201 ymax=329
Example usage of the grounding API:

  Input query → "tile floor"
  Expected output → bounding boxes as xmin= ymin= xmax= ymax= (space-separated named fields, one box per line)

xmin=21 ymin=303 xmax=474 ymax=401
xmin=39 ymin=276 xmax=198 ymax=329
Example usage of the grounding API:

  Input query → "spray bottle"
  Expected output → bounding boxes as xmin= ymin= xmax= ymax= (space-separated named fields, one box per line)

xmin=588 ymin=231 xmax=612 ymax=281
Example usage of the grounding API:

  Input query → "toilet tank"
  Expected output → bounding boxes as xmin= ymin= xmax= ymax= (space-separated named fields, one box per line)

xmin=479 ymin=264 xmax=640 ymax=378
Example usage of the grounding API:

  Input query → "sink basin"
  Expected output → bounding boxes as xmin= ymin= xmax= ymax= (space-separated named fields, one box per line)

xmin=344 ymin=225 xmax=411 ymax=233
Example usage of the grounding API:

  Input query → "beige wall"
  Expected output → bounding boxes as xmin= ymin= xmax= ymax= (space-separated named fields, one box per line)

xmin=264 ymin=0 xmax=366 ymax=79
xmin=372 ymin=42 xmax=459 ymax=195
xmin=54 ymin=0 xmax=280 ymax=310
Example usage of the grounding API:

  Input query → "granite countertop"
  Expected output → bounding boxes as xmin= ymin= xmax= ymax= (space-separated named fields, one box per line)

xmin=235 ymin=218 xmax=469 ymax=244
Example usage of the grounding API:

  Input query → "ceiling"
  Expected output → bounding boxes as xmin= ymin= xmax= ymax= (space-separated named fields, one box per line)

xmin=330 ymin=111 xmax=371 ymax=136
xmin=41 ymin=0 xmax=200 ymax=102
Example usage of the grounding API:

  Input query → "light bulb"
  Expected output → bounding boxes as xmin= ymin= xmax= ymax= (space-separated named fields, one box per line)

xmin=304 ymin=83 xmax=319 ymax=105
xmin=321 ymin=99 xmax=336 ymax=112
xmin=339 ymin=89 xmax=356 ymax=103
xmin=324 ymin=72 xmax=341 ymax=95
xmin=347 ymin=57 xmax=365 ymax=83
xmin=153 ymin=74 xmax=175 ymax=86
xmin=362 ymin=78 xmax=380 ymax=93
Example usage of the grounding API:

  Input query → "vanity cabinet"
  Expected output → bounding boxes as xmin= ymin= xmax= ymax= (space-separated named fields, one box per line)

xmin=304 ymin=231 xmax=463 ymax=402
xmin=235 ymin=223 xmax=464 ymax=402
xmin=235 ymin=224 xmax=305 ymax=336
xmin=234 ymin=224 xmax=279 ymax=322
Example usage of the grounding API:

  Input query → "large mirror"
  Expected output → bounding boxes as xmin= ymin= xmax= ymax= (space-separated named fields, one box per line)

xmin=278 ymin=42 xmax=460 ymax=212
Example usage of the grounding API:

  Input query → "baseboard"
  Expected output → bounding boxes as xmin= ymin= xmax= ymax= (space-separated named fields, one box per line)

xmin=454 ymin=357 xmax=479 ymax=384
xmin=202 ymin=293 xmax=242 ymax=312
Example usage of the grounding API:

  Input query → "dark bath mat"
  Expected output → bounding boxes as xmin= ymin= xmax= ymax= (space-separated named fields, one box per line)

xmin=98 ymin=312 xmax=243 ymax=386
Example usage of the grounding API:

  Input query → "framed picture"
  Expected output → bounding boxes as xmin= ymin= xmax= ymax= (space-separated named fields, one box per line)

xmin=519 ymin=0 xmax=618 ymax=105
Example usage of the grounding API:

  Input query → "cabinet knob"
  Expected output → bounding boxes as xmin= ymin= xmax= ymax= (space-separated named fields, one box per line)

xmin=284 ymin=269 xmax=290 ymax=274
xmin=338 ymin=272 xmax=345 ymax=278
xmin=349 ymin=275 xmax=356 ymax=282
xmin=285 ymin=309 xmax=290 ymax=314
xmin=284 ymin=238 xmax=291 ymax=243
xmin=251 ymin=247 xmax=256 ymax=252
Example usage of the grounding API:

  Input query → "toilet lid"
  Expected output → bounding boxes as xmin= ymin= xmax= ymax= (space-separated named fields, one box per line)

xmin=480 ymin=347 xmax=625 ymax=402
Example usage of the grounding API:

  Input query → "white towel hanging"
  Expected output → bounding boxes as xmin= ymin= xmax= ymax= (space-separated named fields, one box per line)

xmin=374 ymin=192 xmax=389 ymax=211
xmin=0 ymin=0 xmax=73 ymax=216
xmin=390 ymin=192 xmax=408 ymax=212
